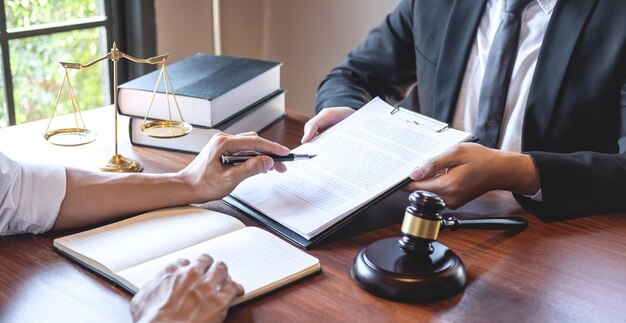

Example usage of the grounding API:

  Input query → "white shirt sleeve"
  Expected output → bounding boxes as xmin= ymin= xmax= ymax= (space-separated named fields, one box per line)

xmin=0 ymin=152 xmax=67 ymax=235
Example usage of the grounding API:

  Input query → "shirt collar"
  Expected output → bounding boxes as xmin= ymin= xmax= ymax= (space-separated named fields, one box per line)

xmin=535 ymin=0 xmax=557 ymax=15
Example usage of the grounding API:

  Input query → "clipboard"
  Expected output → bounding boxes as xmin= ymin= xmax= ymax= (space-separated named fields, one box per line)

xmin=224 ymin=98 xmax=476 ymax=249
xmin=223 ymin=178 xmax=412 ymax=249
xmin=391 ymin=106 xmax=479 ymax=143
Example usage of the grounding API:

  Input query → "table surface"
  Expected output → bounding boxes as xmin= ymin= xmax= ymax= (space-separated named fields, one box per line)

xmin=1 ymin=108 xmax=625 ymax=323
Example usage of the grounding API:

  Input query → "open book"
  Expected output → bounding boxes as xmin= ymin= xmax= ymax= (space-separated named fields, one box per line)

xmin=224 ymin=97 xmax=474 ymax=248
xmin=53 ymin=206 xmax=320 ymax=305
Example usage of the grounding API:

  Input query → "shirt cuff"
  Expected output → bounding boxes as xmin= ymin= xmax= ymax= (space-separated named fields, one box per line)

xmin=13 ymin=162 xmax=67 ymax=234
xmin=524 ymin=189 xmax=543 ymax=202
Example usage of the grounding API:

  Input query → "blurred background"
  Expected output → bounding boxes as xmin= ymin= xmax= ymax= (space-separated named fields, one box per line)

xmin=0 ymin=0 xmax=399 ymax=127
xmin=156 ymin=0 xmax=399 ymax=117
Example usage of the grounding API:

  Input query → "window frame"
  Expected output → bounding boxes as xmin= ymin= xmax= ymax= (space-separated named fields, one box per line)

xmin=0 ymin=0 xmax=155 ymax=126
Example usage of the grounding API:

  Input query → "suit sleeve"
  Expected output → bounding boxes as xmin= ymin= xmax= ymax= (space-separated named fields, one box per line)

xmin=315 ymin=0 xmax=417 ymax=112
xmin=515 ymin=83 xmax=626 ymax=220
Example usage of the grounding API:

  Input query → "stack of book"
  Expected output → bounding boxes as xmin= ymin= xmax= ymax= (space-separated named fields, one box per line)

xmin=118 ymin=54 xmax=284 ymax=153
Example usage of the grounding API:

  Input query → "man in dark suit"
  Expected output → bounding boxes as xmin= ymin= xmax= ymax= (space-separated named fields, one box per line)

xmin=301 ymin=0 xmax=626 ymax=220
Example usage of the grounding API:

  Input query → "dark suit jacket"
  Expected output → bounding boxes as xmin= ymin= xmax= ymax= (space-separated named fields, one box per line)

xmin=315 ymin=0 xmax=626 ymax=220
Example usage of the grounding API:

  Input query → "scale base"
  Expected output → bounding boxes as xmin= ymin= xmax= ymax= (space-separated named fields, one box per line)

xmin=351 ymin=237 xmax=466 ymax=302
xmin=99 ymin=154 xmax=143 ymax=173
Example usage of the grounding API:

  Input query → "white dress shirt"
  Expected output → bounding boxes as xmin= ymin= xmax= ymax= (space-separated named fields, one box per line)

xmin=452 ymin=0 xmax=557 ymax=153
xmin=451 ymin=0 xmax=556 ymax=200
xmin=0 ymin=151 xmax=66 ymax=235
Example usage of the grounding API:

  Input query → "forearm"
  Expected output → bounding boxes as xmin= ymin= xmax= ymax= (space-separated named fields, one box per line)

xmin=53 ymin=168 xmax=198 ymax=230
xmin=315 ymin=72 xmax=375 ymax=112
xmin=495 ymin=151 xmax=540 ymax=196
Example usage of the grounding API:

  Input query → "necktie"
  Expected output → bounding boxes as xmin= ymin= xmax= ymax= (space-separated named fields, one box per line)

xmin=474 ymin=0 xmax=532 ymax=148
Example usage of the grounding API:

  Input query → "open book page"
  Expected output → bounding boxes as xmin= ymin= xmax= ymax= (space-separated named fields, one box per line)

xmin=116 ymin=227 xmax=320 ymax=304
xmin=53 ymin=206 xmax=245 ymax=273
xmin=231 ymin=97 xmax=471 ymax=239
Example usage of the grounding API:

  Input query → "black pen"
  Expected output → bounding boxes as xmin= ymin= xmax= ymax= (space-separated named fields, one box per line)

xmin=221 ymin=153 xmax=316 ymax=165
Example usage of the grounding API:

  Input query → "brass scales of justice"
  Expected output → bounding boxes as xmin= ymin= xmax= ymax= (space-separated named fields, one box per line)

xmin=44 ymin=42 xmax=192 ymax=172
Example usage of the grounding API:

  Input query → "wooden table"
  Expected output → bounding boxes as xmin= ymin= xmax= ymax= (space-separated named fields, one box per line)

xmin=1 ymin=108 xmax=626 ymax=322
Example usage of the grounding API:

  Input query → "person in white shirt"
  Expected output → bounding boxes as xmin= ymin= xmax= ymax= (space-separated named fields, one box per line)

xmin=0 ymin=132 xmax=290 ymax=322
xmin=305 ymin=0 xmax=626 ymax=219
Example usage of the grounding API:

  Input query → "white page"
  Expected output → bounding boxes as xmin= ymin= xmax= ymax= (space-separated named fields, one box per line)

xmin=116 ymin=227 xmax=320 ymax=304
xmin=54 ymin=206 xmax=245 ymax=272
xmin=231 ymin=97 xmax=471 ymax=239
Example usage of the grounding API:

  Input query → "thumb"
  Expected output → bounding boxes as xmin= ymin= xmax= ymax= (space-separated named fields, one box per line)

xmin=301 ymin=120 xmax=319 ymax=143
xmin=410 ymin=150 xmax=461 ymax=181
xmin=229 ymin=156 xmax=274 ymax=184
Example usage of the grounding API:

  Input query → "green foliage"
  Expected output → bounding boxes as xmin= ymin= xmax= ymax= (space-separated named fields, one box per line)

xmin=11 ymin=28 xmax=107 ymax=124
xmin=5 ymin=0 xmax=100 ymax=28
xmin=0 ymin=0 xmax=107 ymax=126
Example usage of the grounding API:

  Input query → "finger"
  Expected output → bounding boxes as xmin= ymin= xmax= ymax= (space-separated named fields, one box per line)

xmin=222 ymin=275 xmax=244 ymax=296
xmin=235 ymin=282 xmax=244 ymax=296
xmin=217 ymin=279 xmax=245 ymax=303
xmin=317 ymin=108 xmax=353 ymax=129
xmin=179 ymin=255 xmax=215 ymax=290
xmin=301 ymin=108 xmax=355 ymax=143
xmin=204 ymin=261 xmax=229 ymax=288
xmin=194 ymin=254 xmax=214 ymax=274
xmin=236 ymin=131 xmax=258 ymax=137
xmin=271 ymin=161 xmax=287 ymax=173
xmin=405 ymin=176 xmax=449 ymax=195
xmin=153 ymin=262 xmax=179 ymax=282
xmin=302 ymin=109 xmax=347 ymax=143
xmin=221 ymin=136 xmax=290 ymax=156
xmin=164 ymin=263 xmax=179 ymax=274
xmin=407 ymin=176 xmax=474 ymax=209
xmin=180 ymin=264 xmax=203 ymax=288
xmin=410 ymin=150 xmax=463 ymax=181
xmin=301 ymin=119 xmax=320 ymax=143
xmin=227 ymin=156 xmax=275 ymax=183
xmin=172 ymin=258 xmax=191 ymax=285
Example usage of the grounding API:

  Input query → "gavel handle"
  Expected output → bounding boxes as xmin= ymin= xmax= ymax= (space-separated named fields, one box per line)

xmin=442 ymin=216 xmax=528 ymax=231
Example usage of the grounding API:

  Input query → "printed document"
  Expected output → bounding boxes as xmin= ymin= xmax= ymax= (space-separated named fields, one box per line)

xmin=231 ymin=97 xmax=472 ymax=240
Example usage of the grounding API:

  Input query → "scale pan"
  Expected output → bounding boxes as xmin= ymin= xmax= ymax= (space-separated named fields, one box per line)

xmin=44 ymin=128 xmax=96 ymax=146
xmin=140 ymin=120 xmax=192 ymax=138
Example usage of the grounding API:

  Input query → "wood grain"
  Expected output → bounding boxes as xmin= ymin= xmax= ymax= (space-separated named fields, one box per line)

xmin=1 ymin=108 xmax=625 ymax=322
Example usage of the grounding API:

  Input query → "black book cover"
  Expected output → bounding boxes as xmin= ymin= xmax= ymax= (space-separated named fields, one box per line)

xmin=118 ymin=54 xmax=280 ymax=100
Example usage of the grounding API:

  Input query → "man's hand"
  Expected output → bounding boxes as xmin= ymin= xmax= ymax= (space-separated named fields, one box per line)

xmin=130 ymin=254 xmax=244 ymax=323
xmin=407 ymin=143 xmax=540 ymax=209
xmin=178 ymin=132 xmax=290 ymax=203
xmin=54 ymin=132 xmax=289 ymax=230
xmin=301 ymin=107 xmax=355 ymax=143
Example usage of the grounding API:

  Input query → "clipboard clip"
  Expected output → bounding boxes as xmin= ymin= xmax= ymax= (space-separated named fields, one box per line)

xmin=390 ymin=107 xmax=450 ymax=133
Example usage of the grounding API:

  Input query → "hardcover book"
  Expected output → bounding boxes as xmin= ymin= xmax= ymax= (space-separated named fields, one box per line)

xmin=118 ymin=54 xmax=281 ymax=128
xmin=130 ymin=90 xmax=285 ymax=153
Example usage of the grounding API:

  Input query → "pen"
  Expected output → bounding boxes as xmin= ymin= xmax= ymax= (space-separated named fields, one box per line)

xmin=221 ymin=153 xmax=316 ymax=165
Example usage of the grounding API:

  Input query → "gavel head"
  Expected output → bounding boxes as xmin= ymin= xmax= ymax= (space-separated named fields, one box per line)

xmin=399 ymin=191 xmax=446 ymax=254
xmin=350 ymin=190 xmax=466 ymax=302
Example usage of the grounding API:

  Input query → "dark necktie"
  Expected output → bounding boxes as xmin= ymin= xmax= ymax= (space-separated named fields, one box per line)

xmin=474 ymin=0 xmax=532 ymax=148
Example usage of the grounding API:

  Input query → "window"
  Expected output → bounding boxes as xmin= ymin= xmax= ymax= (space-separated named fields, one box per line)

xmin=0 ymin=0 xmax=157 ymax=128
xmin=0 ymin=0 xmax=114 ymax=127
